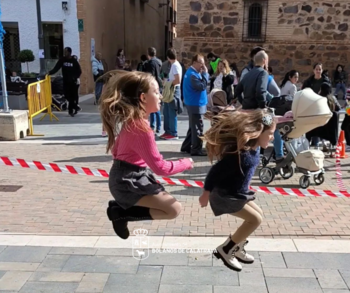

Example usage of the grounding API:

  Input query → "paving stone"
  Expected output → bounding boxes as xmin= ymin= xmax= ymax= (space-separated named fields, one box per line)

xmin=159 ymin=284 xmax=213 ymax=293
xmin=161 ymin=266 xmax=239 ymax=286
xmin=323 ymin=289 xmax=350 ymax=293
xmin=0 ymin=262 xmax=40 ymax=272
xmin=0 ymin=272 xmax=32 ymax=291
xmin=259 ymin=252 xmax=286 ymax=268
xmin=29 ymin=272 xmax=84 ymax=282
xmin=103 ymin=266 xmax=162 ymax=293
xmin=0 ymin=271 xmax=6 ymax=279
xmin=188 ymin=253 xmax=213 ymax=266
xmin=214 ymin=285 xmax=268 ymax=293
xmin=283 ymin=253 xmax=350 ymax=270
xmin=49 ymin=247 xmax=97 ymax=256
xmin=0 ymin=247 xmax=51 ymax=263
xmin=239 ymin=268 xmax=265 ymax=287
xmin=339 ymin=270 xmax=350 ymax=288
xmin=95 ymin=248 xmax=133 ymax=256
xmin=18 ymin=281 xmax=79 ymax=293
xmin=314 ymin=270 xmax=348 ymax=289
xmin=36 ymin=255 xmax=70 ymax=272
xmin=266 ymin=277 xmax=323 ymax=293
xmin=76 ymin=273 xmax=109 ymax=293
xmin=263 ymin=268 xmax=315 ymax=278
xmin=62 ymin=255 xmax=139 ymax=274
xmin=1 ymin=104 xmax=350 ymax=238
xmin=139 ymin=252 xmax=189 ymax=266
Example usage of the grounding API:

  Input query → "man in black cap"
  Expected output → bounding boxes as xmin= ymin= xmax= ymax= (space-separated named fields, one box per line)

xmin=240 ymin=46 xmax=265 ymax=81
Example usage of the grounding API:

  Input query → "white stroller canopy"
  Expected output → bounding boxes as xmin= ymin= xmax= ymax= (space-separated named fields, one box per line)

xmin=288 ymin=88 xmax=332 ymax=138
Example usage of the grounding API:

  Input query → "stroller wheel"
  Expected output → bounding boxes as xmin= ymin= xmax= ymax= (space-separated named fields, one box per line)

xmin=314 ymin=174 xmax=324 ymax=186
xmin=279 ymin=165 xmax=294 ymax=180
xmin=299 ymin=175 xmax=310 ymax=189
xmin=259 ymin=167 xmax=275 ymax=184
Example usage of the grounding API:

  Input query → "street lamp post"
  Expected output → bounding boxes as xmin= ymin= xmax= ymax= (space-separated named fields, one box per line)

xmin=36 ymin=0 xmax=46 ymax=76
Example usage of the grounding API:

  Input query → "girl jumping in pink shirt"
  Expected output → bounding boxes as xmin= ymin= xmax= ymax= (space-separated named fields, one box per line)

xmin=100 ymin=71 xmax=193 ymax=239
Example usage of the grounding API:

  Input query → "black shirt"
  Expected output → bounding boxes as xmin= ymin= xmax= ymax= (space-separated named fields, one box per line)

xmin=49 ymin=56 xmax=82 ymax=83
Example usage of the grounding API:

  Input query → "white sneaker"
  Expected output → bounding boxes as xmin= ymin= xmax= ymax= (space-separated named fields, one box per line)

xmin=235 ymin=240 xmax=255 ymax=264
xmin=213 ymin=235 xmax=242 ymax=272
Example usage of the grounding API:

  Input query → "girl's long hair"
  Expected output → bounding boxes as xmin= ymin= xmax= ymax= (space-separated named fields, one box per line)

xmin=280 ymin=70 xmax=298 ymax=88
xmin=203 ymin=109 xmax=276 ymax=163
xmin=215 ymin=59 xmax=231 ymax=76
xmin=99 ymin=70 xmax=155 ymax=153
xmin=319 ymin=82 xmax=336 ymax=112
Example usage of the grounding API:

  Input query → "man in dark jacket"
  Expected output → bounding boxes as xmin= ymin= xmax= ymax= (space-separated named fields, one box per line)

xmin=240 ymin=46 xmax=265 ymax=81
xmin=144 ymin=47 xmax=162 ymax=88
xmin=144 ymin=47 xmax=163 ymax=134
xmin=234 ymin=51 xmax=269 ymax=109
xmin=48 ymin=47 xmax=82 ymax=117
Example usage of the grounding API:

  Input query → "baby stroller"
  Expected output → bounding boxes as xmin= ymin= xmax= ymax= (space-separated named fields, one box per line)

xmin=51 ymin=76 xmax=67 ymax=111
xmin=259 ymin=88 xmax=332 ymax=188
xmin=204 ymin=89 xmax=235 ymax=124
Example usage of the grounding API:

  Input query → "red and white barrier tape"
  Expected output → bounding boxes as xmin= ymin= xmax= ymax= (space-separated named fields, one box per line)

xmin=335 ymin=145 xmax=346 ymax=191
xmin=0 ymin=156 xmax=349 ymax=198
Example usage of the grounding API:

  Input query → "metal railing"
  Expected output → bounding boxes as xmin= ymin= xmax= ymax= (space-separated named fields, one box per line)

xmin=27 ymin=75 xmax=58 ymax=136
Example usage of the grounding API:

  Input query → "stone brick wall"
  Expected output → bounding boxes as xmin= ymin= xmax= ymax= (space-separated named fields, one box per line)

xmin=77 ymin=0 xmax=171 ymax=95
xmin=174 ymin=0 xmax=350 ymax=83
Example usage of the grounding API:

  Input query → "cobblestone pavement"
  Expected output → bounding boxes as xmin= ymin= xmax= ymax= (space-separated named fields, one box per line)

xmin=1 ymin=140 xmax=350 ymax=238
xmin=0 ymin=245 xmax=349 ymax=292
xmin=0 ymin=96 xmax=350 ymax=238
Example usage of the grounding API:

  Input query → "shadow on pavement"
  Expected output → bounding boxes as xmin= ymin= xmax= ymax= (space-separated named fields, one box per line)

xmin=55 ymin=155 xmax=112 ymax=163
xmin=26 ymin=135 xmax=104 ymax=141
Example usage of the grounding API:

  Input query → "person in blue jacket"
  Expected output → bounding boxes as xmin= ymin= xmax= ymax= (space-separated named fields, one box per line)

xmin=181 ymin=54 xmax=209 ymax=156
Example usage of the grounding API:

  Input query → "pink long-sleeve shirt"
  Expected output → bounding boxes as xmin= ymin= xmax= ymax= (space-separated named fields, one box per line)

xmin=112 ymin=120 xmax=192 ymax=176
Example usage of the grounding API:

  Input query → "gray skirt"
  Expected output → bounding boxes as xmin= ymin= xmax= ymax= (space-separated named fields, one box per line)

xmin=209 ymin=188 xmax=255 ymax=217
xmin=109 ymin=160 xmax=165 ymax=210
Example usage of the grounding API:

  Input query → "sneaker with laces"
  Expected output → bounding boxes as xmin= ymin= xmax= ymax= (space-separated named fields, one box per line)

xmin=213 ymin=235 xmax=242 ymax=272
xmin=235 ymin=240 xmax=255 ymax=264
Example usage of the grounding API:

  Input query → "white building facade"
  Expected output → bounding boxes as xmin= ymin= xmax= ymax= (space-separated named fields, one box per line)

xmin=1 ymin=0 xmax=80 ymax=73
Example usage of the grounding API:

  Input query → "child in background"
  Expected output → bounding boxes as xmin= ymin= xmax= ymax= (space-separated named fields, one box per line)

xmin=199 ymin=108 xmax=276 ymax=272
xmin=100 ymin=71 xmax=193 ymax=240
xmin=124 ymin=60 xmax=132 ymax=71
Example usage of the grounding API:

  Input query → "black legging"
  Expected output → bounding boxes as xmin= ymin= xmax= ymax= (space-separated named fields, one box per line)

xmin=64 ymin=81 xmax=79 ymax=114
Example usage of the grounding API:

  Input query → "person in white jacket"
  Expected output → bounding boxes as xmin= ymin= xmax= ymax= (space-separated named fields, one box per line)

xmin=280 ymin=70 xmax=299 ymax=100
xmin=91 ymin=52 xmax=104 ymax=105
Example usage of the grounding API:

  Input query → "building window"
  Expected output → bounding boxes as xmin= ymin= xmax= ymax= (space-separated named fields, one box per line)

xmin=2 ymin=22 xmax=21 ymax=73
xmin=242 ymin=0 xmax=268 ymax=42
xmin=42 ymin=23 xmax=64 ymax=72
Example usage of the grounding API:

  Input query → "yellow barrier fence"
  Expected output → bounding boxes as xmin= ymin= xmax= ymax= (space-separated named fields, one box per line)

xmin=27 ymin=75 xmax=59 ymax=136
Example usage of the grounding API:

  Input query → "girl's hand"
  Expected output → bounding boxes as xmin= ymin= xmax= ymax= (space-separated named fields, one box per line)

xmin=199 ymin=190 xmax=210 ymax=207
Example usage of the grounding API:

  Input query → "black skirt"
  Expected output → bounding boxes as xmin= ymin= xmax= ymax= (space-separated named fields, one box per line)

xmin=109 ymin=160 xmax=165 ymax=210
xmin=209 ymin=187 xmax=255 ymax=216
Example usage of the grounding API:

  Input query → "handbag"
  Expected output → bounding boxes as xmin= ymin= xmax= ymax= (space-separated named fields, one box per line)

xmin=162 ymin=81 xmax=175 ymax=103
xmin=268 ymin=95 xmax=292 ymax=116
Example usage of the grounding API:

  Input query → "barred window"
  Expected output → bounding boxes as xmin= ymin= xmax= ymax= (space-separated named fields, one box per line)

xmin=242 ymin=0 xmax=268 ymax=42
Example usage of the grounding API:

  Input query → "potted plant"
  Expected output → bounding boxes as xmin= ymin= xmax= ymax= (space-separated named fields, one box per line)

xmin=18 ymin=49 xmax=35 ymax=73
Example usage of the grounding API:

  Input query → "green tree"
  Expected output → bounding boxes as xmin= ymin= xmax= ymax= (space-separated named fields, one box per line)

xmin=18 ymin=49 xmax=35 ymax=73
